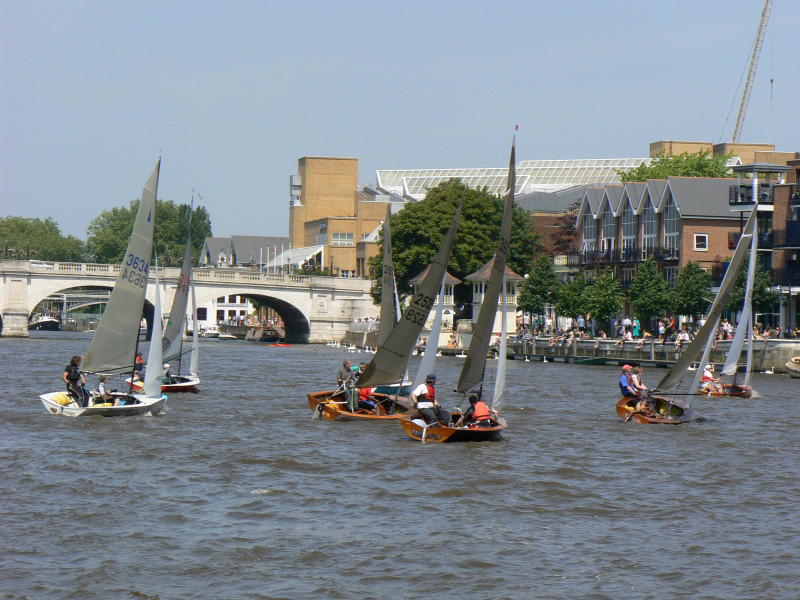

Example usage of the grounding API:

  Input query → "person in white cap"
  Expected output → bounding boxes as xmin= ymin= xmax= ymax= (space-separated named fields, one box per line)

xmin=162 ymin=362 xmax=173 ymax=384
xmin=411 ymin=373 xmax=450 ymax=426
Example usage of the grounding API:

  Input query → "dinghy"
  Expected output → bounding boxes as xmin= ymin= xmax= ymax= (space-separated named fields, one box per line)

xmin=40 ymin=161 xmax=168 ymax=416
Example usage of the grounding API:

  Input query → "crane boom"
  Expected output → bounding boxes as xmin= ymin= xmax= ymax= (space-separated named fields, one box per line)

xmin=732 ymin=0 xmax=773 ymax=143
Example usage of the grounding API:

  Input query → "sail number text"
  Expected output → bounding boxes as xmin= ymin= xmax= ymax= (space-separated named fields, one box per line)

xmin=404 ymin=292 xmax=435 ymax=324
xmin=176 ymin=273 xmax=190 ymax=295
xmin=121 ymin=253 xmax=150 ymax=288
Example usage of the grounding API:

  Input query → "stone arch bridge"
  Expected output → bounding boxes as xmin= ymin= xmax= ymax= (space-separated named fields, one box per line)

xmin=0 ymin=260 xmax=378 ymax=343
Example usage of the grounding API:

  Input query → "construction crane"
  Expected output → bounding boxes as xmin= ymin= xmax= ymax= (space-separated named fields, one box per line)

xmin=732 ymin=0 xmax=773 ymax=143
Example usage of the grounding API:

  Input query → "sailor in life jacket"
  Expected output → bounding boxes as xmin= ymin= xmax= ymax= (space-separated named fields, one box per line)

xmin=455 ymin=394 xmax=498 ymax=428
xmin=700 ymin=364 xmax=722 ymax=394
xmin=410 ymin=373 xmax=451 ymax=425
xmin=619 ymin=365 xmax=637 ymax=397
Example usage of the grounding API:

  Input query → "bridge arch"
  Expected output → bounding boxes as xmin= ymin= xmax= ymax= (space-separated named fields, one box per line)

xmin=234 ymin=293 xmax=311 ymax=343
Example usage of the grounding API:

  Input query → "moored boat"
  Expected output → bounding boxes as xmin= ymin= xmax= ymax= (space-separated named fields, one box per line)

xmin=786 ymin=356 xmax=800 ymax=378
xmin=28 ymin=315 xmax=61 ymax=331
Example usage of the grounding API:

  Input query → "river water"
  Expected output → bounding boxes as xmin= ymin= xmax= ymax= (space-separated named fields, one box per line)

xmin=2 ymin=332 xmax=799 ymax=600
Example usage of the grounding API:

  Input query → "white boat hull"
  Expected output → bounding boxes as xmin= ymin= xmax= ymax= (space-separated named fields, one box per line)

xmin=39 ymin=391 xmax=167 ymax=417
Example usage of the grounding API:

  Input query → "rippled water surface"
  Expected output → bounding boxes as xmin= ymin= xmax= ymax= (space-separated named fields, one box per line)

xmin=2 ymin=333 xmax=799 ymax=599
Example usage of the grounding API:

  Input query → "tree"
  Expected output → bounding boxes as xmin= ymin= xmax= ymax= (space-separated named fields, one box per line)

xmin=554 ymin=272 xmax=588 ymax=320
xmin=669 ymin=261 xmax=712 ymax=318
xmin=584 ymin=268 xmax=623 ymax=323
xmin=628 ymin=258 xmax=669 ymax=324
xmin=726 ymin=255 xmax=779 ymax=316
xmin=0 ymin=216 xmax=88 ymax=262
xmin=549 ymin=200 xmax=580 ymax=254
xmin=618 ymin=150 xmax=735 ymax=183
xmin=87 ymin=200 xmax=212 ymax=264
xmin=517 ymin=255 xmax=559 ymax=315
xmin=367 ymin=179 xmax=541 ymax=309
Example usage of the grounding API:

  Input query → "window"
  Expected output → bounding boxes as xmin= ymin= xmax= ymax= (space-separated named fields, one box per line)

xmin=664 ymin=197 xmax=679 ymax=250
xmin=694 ymin=234 xmax=708 ymax=251
xmin=600 ymin=204 xmax=615 ymax=251
xmin=582 ymin=213 xmax=596 ymax=252
xmin=331 ymin=233 xmax=354 ymax=246
xmin=314 ymin=233 xmax=327 ymax=245
xmin=622 ymin=204 xmax=636 ymax=249
xmin=196 ymin=308 xmax=207 ymax=320
xmin=361 ymin=233 xmax=370 ymax=241
xmin=642 ymin=203 xmax=656 ymax=255
xmin=663 ymin=266 xmax=678 ymax=283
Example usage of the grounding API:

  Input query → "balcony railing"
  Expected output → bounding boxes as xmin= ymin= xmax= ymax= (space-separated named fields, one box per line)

xmin=773 ymin=222 xmax=800 ymax=249
xmin=581 ymin=245 xmax=675 ymax=266
xmin=729 ymin=231 xmax=774 ymax=250
xmin=729 ymin=184 xmax=774 ymax=206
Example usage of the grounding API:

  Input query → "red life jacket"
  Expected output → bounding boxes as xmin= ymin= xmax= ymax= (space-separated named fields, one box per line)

xmin=472 ymin=400 xmax=491 ymax=421
xmin=358 ymin=387 xmax=372 ymax=400
xmin=701 ymin=371 xmax=713 ymax=382
xmin=422 ymin=383 xmax=435 ymax=401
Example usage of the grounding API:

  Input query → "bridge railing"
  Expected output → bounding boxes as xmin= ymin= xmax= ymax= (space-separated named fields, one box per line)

xmin=19 ymin=260 xmax=344 ymax=287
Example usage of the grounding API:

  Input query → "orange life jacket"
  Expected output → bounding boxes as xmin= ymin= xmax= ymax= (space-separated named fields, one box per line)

xmin=358 ymin=387 xmax=372 ymax=400
xmin=472 ymin=400 xmax=491 ymax=421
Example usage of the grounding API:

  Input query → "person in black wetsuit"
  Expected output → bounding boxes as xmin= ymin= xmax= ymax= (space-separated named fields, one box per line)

xmin=63 ymin=355 xmax=89 ymax=406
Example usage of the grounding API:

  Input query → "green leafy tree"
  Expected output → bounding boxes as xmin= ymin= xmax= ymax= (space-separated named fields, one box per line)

xmin=554 ymin=272 xmax=588 ymax=320
xmin=517 ymin=255 xmax=559 ymax=315
xmin=584 ymin=268 xmax=623 ymax=322
xmin=367 ymin=179 xmax=541 ymax=309
xmin=0 ymin=216 xmax=88 ymax=262
xmin=619 ymin=150 xmax=735 ymax=183
xmin=87 ymin=200 xmax=212 ymax=264
xmin=669 ymin=261 xmax=712 ymax=318
xmin=628 ymin=258 xmax=669 ymax=323
xmin=726 ymin=255 xmax=779 ymax=315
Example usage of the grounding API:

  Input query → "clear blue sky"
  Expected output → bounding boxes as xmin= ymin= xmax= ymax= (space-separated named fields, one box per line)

xmin=1 ymin=1 xmax=797 ymax=240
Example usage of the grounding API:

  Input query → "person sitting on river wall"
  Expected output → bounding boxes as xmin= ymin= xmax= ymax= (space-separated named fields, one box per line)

xmin=619 ymin=365 xmax=638 ymax=398
xmin=411 ymin=373 xmax=450 ymax=426
xmin=455 ymin=395 xmax=498 ymax=428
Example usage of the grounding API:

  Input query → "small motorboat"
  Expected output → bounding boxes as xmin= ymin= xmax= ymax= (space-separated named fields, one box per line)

xmin=786 ymin=356 xmax=800 ymax=378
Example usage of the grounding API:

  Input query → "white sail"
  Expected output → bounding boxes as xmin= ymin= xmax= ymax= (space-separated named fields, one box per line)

xmin=413 ymin=279 xmax=446 ymax=389
xmin=744 ymin=308 xmax=755 ymax=386
xmin=657 ymin=205 xmax=757 ymax=392
xmin=458 ymin=137 xmax=516 ymax=394
xmin=721 ymin=225 xmax=758 ymax=379
xmin=377 ymin=204 xmax=395 ymax=347
xmin=82 ymin=160 xmax=159 ymax=374
xmin=162 ymin=209 xmax=193 ymax=363
xmin=357 ymin=197 xmax=464 ymax=388
xmin=492 ymin=273 xmax=508 ymax=410
xmin=144 ymin=261 xmax=164 ymax=398
xmin=189 ymin=279 xmax=200 ymax=376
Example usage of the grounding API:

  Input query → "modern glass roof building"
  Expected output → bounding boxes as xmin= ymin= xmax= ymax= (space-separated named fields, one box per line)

xmin=376 ymin=157 xmax=650 ymax=200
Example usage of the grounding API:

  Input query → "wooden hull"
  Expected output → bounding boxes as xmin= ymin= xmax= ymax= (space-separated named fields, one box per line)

xmin=307 ymin=390 xmax=412 ymax=421
xmin=616 ymin=396 xmax=691 ymax=424
xmin=399 ymin=416 xmax=508 ymax=442
xmin=39 ymin=391 xmax=166 ymax=417
xmin=128 ymin=374 xmax=200 ymax=393
xmin=787 ymin=357 xmax=800 ymax=378
xmin=697 ymin=384 xmax=752 ymax=398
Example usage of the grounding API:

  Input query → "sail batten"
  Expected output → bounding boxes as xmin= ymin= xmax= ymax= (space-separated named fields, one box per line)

xmin=82 ymin=160 xmax=160 ymax=374
xmin=356 ymin=197 xmax=464 ymax=388
xmin=457 ymin=138 xmax=516 ymax=394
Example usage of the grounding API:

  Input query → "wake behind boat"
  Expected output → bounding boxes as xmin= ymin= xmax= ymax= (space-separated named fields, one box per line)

xmin=39 ymin=160 xmax=167 ymax=417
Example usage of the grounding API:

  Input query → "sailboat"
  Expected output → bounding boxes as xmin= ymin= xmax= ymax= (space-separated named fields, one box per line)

xmin=39 ymin=161 xmax=168 ymax=416
xmin=617 ymin=205 xmax=758 ymax=423
xmin=697 ymin=216 xmax=758 ymax=398
xmin=129 ymin=205 xmax=200 ymax=393
xmin=399 ymin=136 xmax=517 ymax=442
xmin=308 ymin=200 xmax=464 ymax=420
